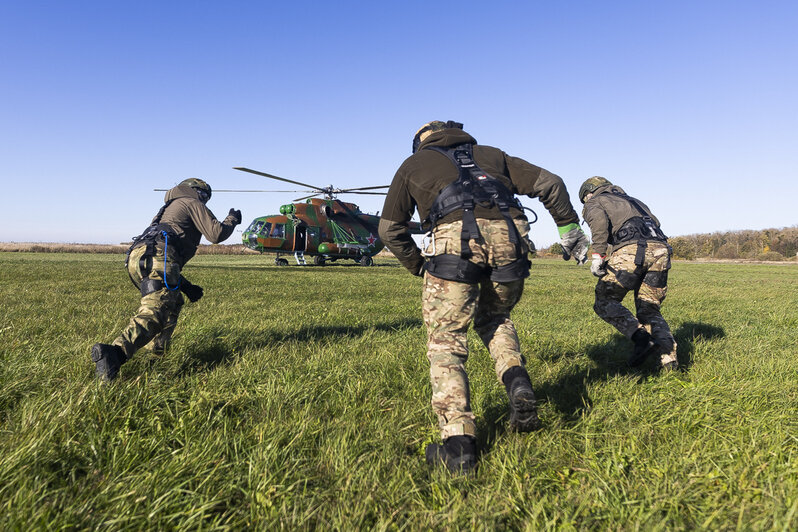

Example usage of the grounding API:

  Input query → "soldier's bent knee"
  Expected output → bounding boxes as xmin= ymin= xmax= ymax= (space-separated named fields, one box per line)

xmin=636 ymin=300 xmax=662 ymax=317
xmin=642 ymin=270 xmax=668 ymax=288
xmin=140 ymin=278 xmax=165 ymax=296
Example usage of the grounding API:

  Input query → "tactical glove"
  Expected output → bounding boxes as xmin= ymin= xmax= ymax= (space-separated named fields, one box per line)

xmin=590 ymin=254 xmax=607 ymax=277
xmin=180 ymin=279 xmax=204 ymax=302
xmin=558 ymin=223 xmax=589 ymax=264
xmin=228 ymin=208 xmax=242 ymax=225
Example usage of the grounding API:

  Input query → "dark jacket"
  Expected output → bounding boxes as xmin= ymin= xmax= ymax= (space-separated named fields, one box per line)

xmin=582 ymin=184 xmax=662 ymax=256
xmin=158 ymin=184 xmax=238 ymax=265
xmin=379 ymin=128 xmax=580 ymax=274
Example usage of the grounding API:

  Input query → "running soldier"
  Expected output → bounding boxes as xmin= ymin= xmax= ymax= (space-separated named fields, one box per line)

xmin=91 ymin=178 xmax=241 ymax=381
xmin=579 ymin=176 xmax=678 ymax=370
xmin=379 ymin=121 xmax=588 ymax=474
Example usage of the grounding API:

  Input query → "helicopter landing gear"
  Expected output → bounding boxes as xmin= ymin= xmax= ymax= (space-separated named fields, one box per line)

xmin=314 ymin=255 xmax=326 ymax=266
xmin=359 ymin=255 xmax=374 ymax=267
xmin=275 ymin=258 xmax=289 ymax=266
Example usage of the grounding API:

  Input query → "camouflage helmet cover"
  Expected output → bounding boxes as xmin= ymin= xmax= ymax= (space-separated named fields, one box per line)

xmin=578 ymin=176 xmax=612 ymax=203
xmin=412 ymin=120 xmax=463 ymax=153
xmin=179 ymin=178 xmax=212 ymax=201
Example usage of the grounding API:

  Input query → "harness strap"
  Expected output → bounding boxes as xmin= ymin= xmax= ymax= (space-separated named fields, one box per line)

xmin=125 ymin=200 xmax=177 ymax=288
xmin=634 ymin=239 xmax=647 ymax=267
xmin=424 ymin=143 xmax=525 ymax=259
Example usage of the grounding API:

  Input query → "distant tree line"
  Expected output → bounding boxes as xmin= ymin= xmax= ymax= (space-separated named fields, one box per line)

xmin=668 ymin=226 xmax=798 ymax=261
xmin=541 ymin=226 xmax=798 ymax=261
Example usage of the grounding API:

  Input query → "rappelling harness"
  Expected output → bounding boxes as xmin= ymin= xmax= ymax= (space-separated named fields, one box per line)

xmin=603 ymin=190 xmax=670 ymax=288
xmin=125 ymin=200 xmax=182 ymax=296
xmin=421 ymin=143 xmax=536 ymax=284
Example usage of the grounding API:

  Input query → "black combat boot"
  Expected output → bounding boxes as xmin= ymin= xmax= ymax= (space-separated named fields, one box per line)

xmin=151 ymin=333 xmax=171 ymax=355
xmin=90 ymin=343 xmax=127 ymax=382
xmin=628 ymin=329 xmax=659 ymax=367
xmin=425 ymin=435 xmax=477 ymax=474
xmin=502 ymin=366 xmax=541 ymax=432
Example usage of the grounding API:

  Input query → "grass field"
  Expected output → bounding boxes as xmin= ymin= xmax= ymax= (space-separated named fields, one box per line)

xmin=0 ymin=252 xmax=796 ymax=530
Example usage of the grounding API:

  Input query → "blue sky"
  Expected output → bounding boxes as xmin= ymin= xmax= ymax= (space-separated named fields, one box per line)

xmin=1 ymin=1 xmax=796 ymax=246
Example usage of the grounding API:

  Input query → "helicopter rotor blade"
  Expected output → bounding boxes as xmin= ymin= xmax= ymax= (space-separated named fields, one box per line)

xmin=293 ymin=193 xmax=322 ymax=202
xmin=234 ymin=167 xmax=323 ymax=191
xmin=340 ymin=191 xmax=388 ymax=195
xmin=154 ymin=189 xmax=308 ymax=193
xmin=338 ymin=185 xmax=390 ymax=192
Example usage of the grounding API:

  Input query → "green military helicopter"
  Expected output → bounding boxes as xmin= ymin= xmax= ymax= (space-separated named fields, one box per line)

xmin=233 ymin=167 xmax=421 ymax=266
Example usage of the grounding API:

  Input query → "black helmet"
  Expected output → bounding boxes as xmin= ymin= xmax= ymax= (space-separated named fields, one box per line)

xmin=179 ymin=178 xmax=212 ymax=203
xmin=412 ymin=120 xmax=463 ymax=153
xmin=578 ymin=176 xmax=611 ymax=203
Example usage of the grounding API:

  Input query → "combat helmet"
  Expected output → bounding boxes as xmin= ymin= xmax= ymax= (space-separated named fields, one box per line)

xmin=179 ymin=178 xmax=212 ymax=203
xmin=578 ymin=176 xmax=612 ymax=203
xmin=412 ymin=120 xmax=463 ymax=153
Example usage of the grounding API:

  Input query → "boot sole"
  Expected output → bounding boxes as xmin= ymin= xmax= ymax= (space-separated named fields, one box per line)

xmin=509 ymin=389 xmax=540 ymax=432
xmin=425 ymin=444 xmax=477 ymax=474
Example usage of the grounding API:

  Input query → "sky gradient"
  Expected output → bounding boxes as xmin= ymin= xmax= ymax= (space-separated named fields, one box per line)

xmin=1 ymin=1 xmax=796 ymax=246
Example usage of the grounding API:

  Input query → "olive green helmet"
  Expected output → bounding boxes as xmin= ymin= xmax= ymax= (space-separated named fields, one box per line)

xmin=578 ymin=176 xmax=611 ymax=203
xmin=179 ymin=178 xmax=212 ymax=203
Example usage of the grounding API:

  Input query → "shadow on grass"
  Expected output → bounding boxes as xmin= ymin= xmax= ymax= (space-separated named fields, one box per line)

xmin=673 ymin=321 xmax=725 ymax=370
xmin=536 ymin=321 xmax=725 ymax=421
xmin=172 ymin=317 xmax=424 ymax=377
xmin=475 ymin=400 xmax=514 ymax=453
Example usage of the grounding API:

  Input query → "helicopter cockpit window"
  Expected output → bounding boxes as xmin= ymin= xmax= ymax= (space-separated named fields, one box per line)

xmin=259 ymin=222 xmax=272 ymax=236
xmin=246 ymin=220 xmax=262 ymax=233
xmin=271 ymin=224 xmax=285 ymax=238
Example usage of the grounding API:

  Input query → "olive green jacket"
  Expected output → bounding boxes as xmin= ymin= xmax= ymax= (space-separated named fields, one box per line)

xmin=582 ymin=184 xmax=662 ymax=256
xmin=158 ymin=184 xmax=238 ymax=265
xmin=379 ymin=128 xmax=580 ymax=274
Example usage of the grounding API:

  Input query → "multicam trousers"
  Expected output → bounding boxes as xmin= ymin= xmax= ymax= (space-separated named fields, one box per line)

xmin=422 ymin=218 xmax=530 ymax=439
xmin=594 ymin=241 xmax=678 ymax=367
xmin=113 ymin=243 xmax=184 ymax=358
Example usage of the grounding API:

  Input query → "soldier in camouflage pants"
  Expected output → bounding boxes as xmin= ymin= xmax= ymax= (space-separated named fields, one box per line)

xmin=595 ymin=241 xmax=678 ymax=368
xmin=115 ymin=242 xmax=185 ymax=357
xmin=580 ymin=176 xmax=678 ymax=369
xmin=380 ymin=121 xmax=588 ymax=473
xmin=91 ymin=179 xmax=240 ymax=382
xmin=422 ymin=219 xmax=530 ymax=439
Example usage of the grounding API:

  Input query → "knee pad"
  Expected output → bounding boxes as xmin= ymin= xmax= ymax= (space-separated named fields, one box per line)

xmin=140 ymin=277 xmax=165 ymax=296
xmin=642 ymin=270 xmax=668 ymax=288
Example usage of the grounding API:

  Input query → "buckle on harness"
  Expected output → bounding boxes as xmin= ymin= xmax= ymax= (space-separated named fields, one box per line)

xmin=421 ymin=231 xmax=436 ymax=257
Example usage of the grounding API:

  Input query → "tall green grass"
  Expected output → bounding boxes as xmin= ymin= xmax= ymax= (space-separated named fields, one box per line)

xmin=0 ymin=252 xmax=796 ymax=529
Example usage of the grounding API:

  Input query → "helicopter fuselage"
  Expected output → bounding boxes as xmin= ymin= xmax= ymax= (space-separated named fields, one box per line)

xmin=242 ymin=198 xmax=387 ymax=266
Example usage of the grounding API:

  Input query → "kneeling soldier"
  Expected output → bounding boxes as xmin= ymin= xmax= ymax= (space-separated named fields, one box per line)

xmin=380 ymin=121 xmax=588 ymax=474
xmin=579 ymin=176 xmax=678 ymax=370
xmin=91 ymin=178 xmax=241 ymax=381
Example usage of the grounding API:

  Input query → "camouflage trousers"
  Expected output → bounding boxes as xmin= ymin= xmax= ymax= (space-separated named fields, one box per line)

xmin=594 ymin=241 xmax=678 ymax=367
xmin=113 ymin=243 xmax=184 ymax=358
xmin=422 ymin=219 xmax=529 ymax=440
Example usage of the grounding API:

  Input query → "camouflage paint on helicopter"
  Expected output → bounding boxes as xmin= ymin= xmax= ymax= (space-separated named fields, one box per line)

xmin=242 ymin=197 xmax=401 ymax=266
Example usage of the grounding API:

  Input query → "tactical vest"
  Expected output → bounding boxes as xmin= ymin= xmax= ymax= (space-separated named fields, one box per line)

xmin=603 ymin=191 xmax=669 ymax=282
xmin=125 ymin=200 xmax=179 ymax=294
xmin=421 ymin=143 xmax=531 ymax=283
xmin=607 ymin=191 xmax=667 ymax=247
